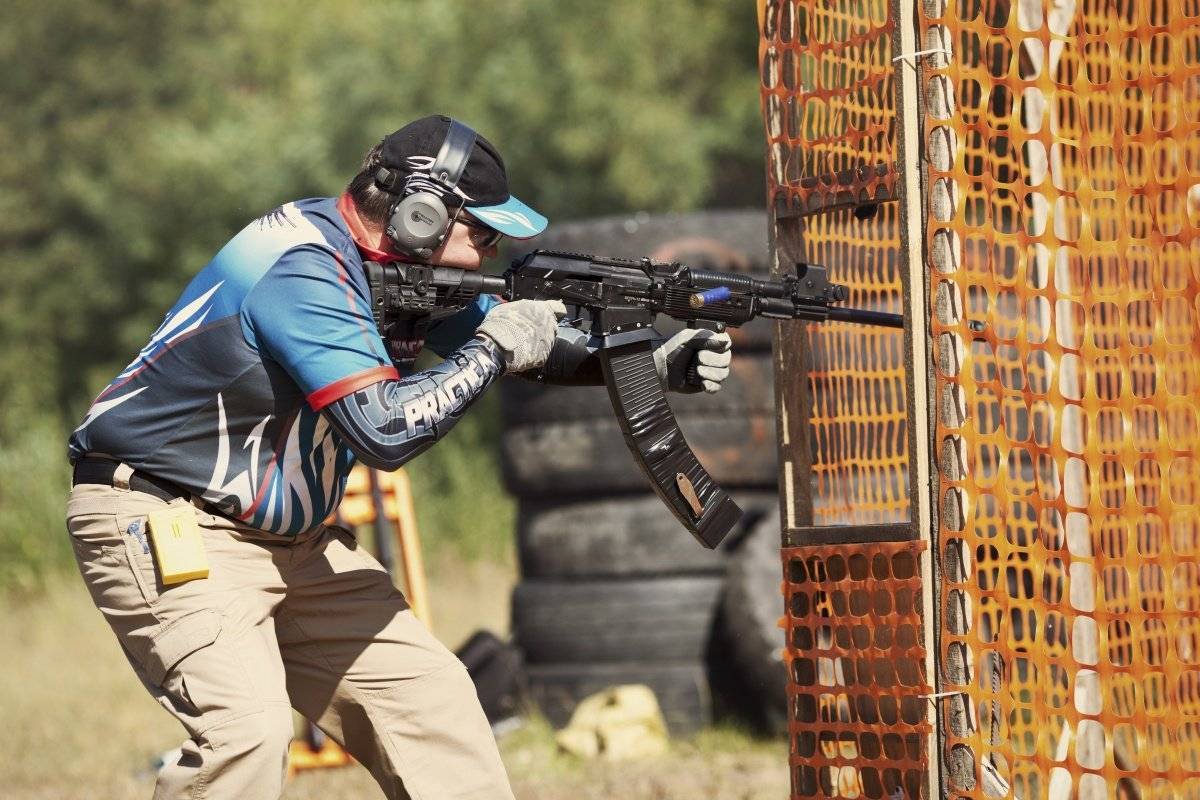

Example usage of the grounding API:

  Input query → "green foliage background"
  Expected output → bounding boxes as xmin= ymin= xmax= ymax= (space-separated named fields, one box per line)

xmin=0 ymin=0 xmax=765 ymax=590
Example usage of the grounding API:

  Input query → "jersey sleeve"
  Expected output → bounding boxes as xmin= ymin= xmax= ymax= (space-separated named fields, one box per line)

xmin=242 ymin=245 xmax=397 ymax=410
xmin=424 ymin=293 xmax=503 ymax=358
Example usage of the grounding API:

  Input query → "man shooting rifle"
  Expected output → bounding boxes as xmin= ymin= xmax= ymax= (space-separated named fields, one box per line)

xmin=64 ymin=115 xmax=734 ymax=800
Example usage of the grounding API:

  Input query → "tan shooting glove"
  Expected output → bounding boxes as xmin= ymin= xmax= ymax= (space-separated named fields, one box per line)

xmin=476 ymin=299 xmax=567 ymax=373
xmin=653 ymin=329 xmax=733 ymax=394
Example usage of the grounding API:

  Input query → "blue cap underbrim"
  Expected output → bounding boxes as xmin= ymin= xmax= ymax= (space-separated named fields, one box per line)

xmin=466 ymin=195 xmax=548 ymax=240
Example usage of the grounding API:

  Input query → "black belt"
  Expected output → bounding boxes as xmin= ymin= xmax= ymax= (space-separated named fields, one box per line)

xmin=72 ymin=457 xmax=192 ymax=505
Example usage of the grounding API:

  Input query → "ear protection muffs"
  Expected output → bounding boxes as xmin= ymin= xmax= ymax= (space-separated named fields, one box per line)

xmin=374 ymin=119 xmax=478 ymax=260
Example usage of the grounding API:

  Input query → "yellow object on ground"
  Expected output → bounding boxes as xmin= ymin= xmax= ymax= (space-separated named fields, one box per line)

xmin=287 ymin=737 xmax=353 ymax=776
xmin=555 ymin=685 xmax=669 ymax=761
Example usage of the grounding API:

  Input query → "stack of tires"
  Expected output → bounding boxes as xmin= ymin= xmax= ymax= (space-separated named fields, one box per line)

xmin=500 ymin=211 xmax=787 ymax=734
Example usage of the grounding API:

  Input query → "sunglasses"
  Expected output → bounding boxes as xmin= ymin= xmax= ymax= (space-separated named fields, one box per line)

xmin=457 ymin=212 xmax=504 ymax=249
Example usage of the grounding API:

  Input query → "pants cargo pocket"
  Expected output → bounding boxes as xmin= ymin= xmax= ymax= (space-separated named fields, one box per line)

xmin=146 ymin=608 xmax=222 ymax=686
xmin=145 ymin=608 xmax=266 ymax=739
xmin=146 ymin=609 xmax=295 ymax=800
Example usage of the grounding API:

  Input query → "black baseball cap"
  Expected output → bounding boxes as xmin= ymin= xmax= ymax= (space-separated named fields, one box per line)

xmin=378 ymin=115 xmax=547 ymax=239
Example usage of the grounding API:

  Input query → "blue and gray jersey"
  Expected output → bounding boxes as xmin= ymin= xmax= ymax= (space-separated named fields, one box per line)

xmin=68 ymin=197 xmax=500 ymax=535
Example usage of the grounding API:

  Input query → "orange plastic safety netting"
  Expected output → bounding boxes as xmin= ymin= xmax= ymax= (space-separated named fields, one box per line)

xmin=760 ymin=0 xmax=898 ymax=214
xmin=922 ymin=0 xmax=1200 ymax=797
xmin=759 ymin=0 xmax=911 ymax=528
xmin=781 ymin=541 xmax=932 ymax=798
xmin=763 ymin=0 xmax=1200 ymax=796
xmin=760 ymin=2 xmax=919 ymax=798
xmin=804 ymin=206 xmax=911 ymax=525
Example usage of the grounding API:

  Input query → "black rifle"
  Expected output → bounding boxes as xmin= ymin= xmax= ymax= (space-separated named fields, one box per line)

xmin=365 ymin=250 xmax=902 ymax=549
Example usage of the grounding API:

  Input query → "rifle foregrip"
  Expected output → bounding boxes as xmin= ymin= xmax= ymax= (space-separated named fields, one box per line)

xmin=599 ymin=340 xmax=743 ymax=549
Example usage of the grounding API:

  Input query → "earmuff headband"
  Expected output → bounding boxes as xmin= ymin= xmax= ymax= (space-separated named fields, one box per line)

xmin=430 ymin=120 xmax=476 ymax=189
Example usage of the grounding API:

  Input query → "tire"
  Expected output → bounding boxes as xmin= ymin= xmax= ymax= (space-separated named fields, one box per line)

xmin=500 ymin=352 xmax=777 ymax=426
xmin=500 ymin=413 xmax=778 ymax=498
xmin=721 ymin=507 xmax=789 ymax=730
xmin=516 ymin=491 xmax=778 ymax=579
xmin=533 ymin=210 xmax=769 ymax=266
xmin=525 ymin=661 xmax=713 ymax=736
xmin=512 ymin=576 xmax=724 ymax=664
xmin=530 ymin=210 xmax=776 ymax=353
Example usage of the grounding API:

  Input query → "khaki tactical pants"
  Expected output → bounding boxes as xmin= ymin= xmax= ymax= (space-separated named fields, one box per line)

xmin=66 ymin=474 xmax=514 ymax=800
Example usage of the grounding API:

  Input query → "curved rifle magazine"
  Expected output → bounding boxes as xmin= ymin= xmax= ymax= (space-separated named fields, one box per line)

xmin=599 ymin=340 xmax=743 ymax=548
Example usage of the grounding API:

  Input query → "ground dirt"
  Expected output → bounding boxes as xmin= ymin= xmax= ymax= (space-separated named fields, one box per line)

xmin=0 ymin=557 xmax=788 ymax=799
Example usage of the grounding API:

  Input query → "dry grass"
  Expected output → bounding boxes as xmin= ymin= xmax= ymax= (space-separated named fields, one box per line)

xmin=0 ymin=558 xmax=787 ymax=799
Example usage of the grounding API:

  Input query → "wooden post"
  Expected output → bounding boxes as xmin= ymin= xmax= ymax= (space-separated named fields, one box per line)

xmin=893 ymin=0 xmax=941 ymax=798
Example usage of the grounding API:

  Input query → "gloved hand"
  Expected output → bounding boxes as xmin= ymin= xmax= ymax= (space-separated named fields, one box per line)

xmin=652 ymin=329 xmax=733 ymax=394
xmin=476 ymin=299 xmax=567 ymax=373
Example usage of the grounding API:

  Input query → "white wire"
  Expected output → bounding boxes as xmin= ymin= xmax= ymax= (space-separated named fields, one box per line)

xmin=892 ymin=47 xmax=951 ymax=63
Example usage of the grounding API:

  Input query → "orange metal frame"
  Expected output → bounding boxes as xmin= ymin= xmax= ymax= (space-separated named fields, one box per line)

xmin=288 ymin=465 xmax=428 ymax=777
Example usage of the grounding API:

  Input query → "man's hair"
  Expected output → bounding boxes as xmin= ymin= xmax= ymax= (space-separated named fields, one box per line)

xmin=346 ymin=142 xmax=394 ymax=226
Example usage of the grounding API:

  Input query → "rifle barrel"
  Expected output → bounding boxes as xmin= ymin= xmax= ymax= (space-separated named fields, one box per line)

xmin=828 ymin=307 xmax=904 ymax=329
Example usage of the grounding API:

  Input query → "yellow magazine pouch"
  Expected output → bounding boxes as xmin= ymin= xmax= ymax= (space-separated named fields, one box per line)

xmin=147 ymin=504 xmax=209 ymax=586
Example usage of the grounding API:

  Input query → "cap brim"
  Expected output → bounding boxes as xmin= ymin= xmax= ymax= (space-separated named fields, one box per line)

xmin=466 ymin=195 xmax=547 ymax=240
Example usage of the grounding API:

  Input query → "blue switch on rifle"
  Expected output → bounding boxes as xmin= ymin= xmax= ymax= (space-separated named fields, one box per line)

xmin=689 ymin=286 xmax=732 ymax=308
